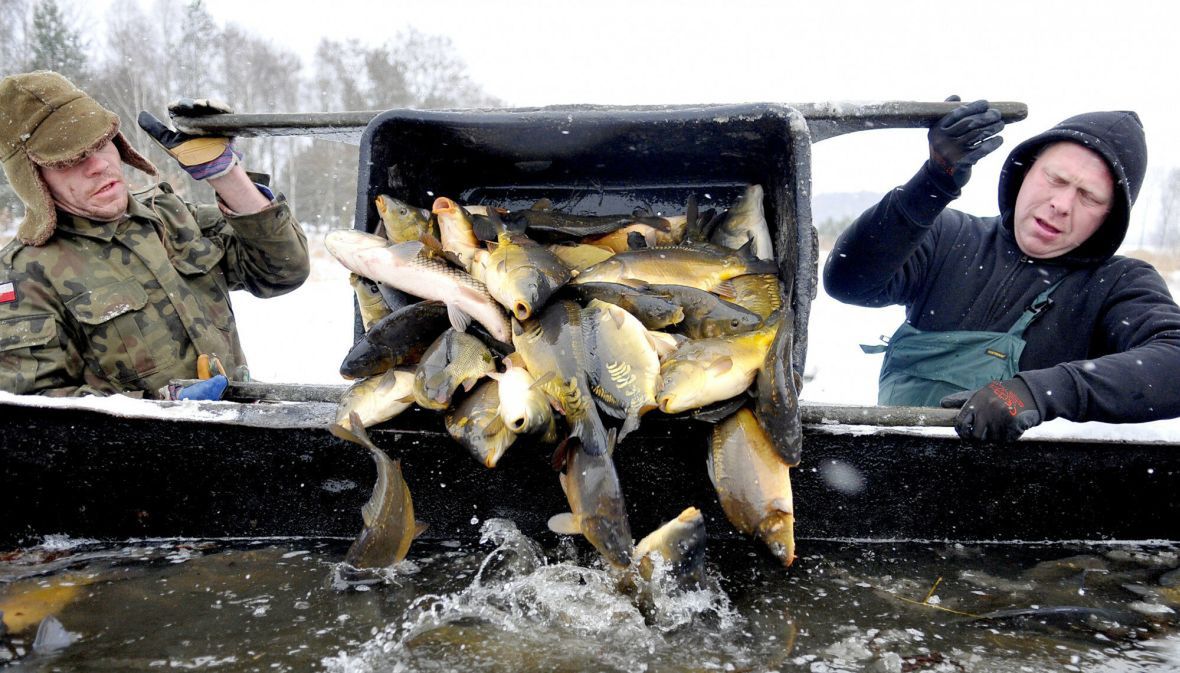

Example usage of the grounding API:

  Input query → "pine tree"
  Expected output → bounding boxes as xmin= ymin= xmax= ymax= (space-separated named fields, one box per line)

xmin=27 ymin=0 xmax=89 ymax=83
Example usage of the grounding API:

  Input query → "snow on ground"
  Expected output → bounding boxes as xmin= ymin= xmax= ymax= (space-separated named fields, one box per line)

xmin=233 ymin=237 xmax=1180 ymax=442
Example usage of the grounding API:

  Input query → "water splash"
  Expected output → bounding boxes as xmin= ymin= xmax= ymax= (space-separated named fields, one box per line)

xmin=323 ymin=518 xmax=770 ymax=672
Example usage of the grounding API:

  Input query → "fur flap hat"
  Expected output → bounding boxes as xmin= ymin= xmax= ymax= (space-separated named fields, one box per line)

xmin=0 ymin=70 xmax=157 ymax=246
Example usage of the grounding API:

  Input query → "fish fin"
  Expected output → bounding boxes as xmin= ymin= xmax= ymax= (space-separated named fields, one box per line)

xmin=389 ymin=240 xmax=427 ymax=263
xmin=447 ymin=303 xmax=473 ymax=333
xmin=707 ymin=357 xmax=734 ymax=377
xmin=626 ymin=231 xmax=648 ymax=250
xmin=550 ymin=435 xmax=572 ymax=471
xmin=735 ymin=236 xmax=758 ymax=259
xmin=606 ymin=305 xmax=628 ymax=329
xmin=747 ymin=257 xmax=781 ymax=275
xmin=329 ymin=411 xmax=380 ymax=452
xmin=571 ymin=415 xmax=610 ymax=456
xmin=618 ymin=414 xmax=640 ymax=442
xmin=460 ymin=376 xmax=480 ymax=392
xmin=606 ymin=427 xmax=618 ymax=457
xmin=547 ymin=512 xmax=581 ymax=536
xmin=502 ymin=352 xmax=523 ymax=369
xmin=768 ymin=497 xmax=794 ymax=515
xmin=701 ymin=209 xmax=725 ymax=241
xmin=530 ymin=370 xmax=556 ymax=390
xmin=485 ymin=414 xmax=507 ymax=436
xmin=705 ymin=448 xmax=717 ymax=487
xmin=442 ymin=250 xmax=468 ymax=270
xmin=470 ymin=214 xmax=499 ymax=242
xmin=486 ymin=208 xmax=510 ymax=235
xmin=594 ymin=395 xmax=627 ymax=420
xmin=486 ymin=239 xmax=500 ymax=253
xmin=531 ymin=198 xmax=553 ymax=212
xmin=413 ymin=520 xmax=430 ymax=538
xmin=712 ymin=280 xmax=737 ymax=300
xmin=420 ymin=232 xmax=445 ymax=255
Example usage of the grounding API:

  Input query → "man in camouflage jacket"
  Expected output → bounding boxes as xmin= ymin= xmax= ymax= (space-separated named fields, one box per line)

xmin=0 ymin=71 xmax=309 ymax=398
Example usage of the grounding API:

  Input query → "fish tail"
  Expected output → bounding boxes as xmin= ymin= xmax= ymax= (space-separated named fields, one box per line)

xmin=572 ymin=411 xmax=611 ymax=456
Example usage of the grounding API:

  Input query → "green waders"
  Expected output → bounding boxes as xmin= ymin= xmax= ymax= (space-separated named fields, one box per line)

xmin=862 ymin=281 xmax=1062 ymax=407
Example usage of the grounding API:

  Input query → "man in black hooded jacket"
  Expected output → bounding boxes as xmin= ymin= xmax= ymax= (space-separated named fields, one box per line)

xmin=824 ymin=99 xmax=1180 ymax=442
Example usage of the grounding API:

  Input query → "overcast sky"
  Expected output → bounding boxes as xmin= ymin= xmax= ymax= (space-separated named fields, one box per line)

xmin=178 ymin=0 xmax=1179 ymax=241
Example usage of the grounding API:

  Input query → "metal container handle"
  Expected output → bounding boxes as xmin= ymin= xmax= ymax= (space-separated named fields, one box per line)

xmin=171 ymin=101 xmax=1028 ymax=145
xmin=797 ymin=101 xmax=1028 ymax=142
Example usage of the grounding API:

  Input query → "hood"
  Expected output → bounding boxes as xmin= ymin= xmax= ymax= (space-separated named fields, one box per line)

xmin=997 ymin=111 xmax=1147 ymax=264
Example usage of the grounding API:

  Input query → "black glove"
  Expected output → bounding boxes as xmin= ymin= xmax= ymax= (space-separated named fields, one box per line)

xmin=928 ymin=96 xmax=1005 ymax=189
xmin=137 ymin=98 xmax=241 ymax=181
xmin=940 ymin=377 xmax=1041 ymax=442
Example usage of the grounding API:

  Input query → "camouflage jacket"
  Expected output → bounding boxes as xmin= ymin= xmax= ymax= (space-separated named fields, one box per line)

xmin=0 ymin=180 xmax=309 ymax=398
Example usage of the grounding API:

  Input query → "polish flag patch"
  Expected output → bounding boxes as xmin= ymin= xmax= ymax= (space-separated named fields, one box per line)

xmin=0 ymin=281 xmax=15 ymax=304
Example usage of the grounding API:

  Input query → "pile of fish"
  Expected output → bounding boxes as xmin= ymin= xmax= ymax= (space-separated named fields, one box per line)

xmin=323 ymin=185 xmax=803 ymax=581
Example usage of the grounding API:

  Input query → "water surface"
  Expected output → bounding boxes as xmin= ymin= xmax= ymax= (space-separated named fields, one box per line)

xmin=1 ymin=522 xmax=1177 ymax=672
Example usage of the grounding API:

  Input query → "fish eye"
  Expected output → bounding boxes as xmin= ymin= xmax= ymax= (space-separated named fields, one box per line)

xmin=731 ymin=319 xmax=741 ymax=328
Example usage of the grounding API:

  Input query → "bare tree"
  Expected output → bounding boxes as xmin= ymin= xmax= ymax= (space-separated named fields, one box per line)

xmin=389 ymin=28 xmax=501 ymax=109
xmin=0 ymin=0 xmax=31 ymax=74
xmin=1157 ymin=168 xmax=1180 ymax=252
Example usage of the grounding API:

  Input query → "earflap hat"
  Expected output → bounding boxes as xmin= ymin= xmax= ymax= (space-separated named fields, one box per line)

xmin=0 ymin=70 xmax=157 ymax=246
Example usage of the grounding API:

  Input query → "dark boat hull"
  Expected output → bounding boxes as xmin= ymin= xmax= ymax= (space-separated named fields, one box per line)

xmin=3 ymin=396 xmax=1177 ymax=549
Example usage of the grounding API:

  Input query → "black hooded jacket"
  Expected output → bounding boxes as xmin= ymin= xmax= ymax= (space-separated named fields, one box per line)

xmin=824 ymin=111 xmax=1180 ymax=424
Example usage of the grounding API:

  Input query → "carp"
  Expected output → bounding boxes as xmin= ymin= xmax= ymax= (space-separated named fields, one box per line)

xmin=330 ymin=412 xmax=425 ymax=569
xmin=571 ymin=241 xmax=778 ymax=295
xmin=707 ymin=408 xmax=795 ymax=567
xmin=582 ymin=214 xmax=688 ymax=252
xmin=632 ymin=506 xmax=707 ymax=587
xmin=444 ymin=379 xmax=517 ymax=468
xmin=511 ymin=300 xmax=613 ymax=456
xmin=649 ymin=283 xmax=763 ymax=339
xmin=324 ymin=231 xmax=512 ymax=344
xmin=335 ymin=367 xmax=416 ymax=431
xmin=413 ymin=328 xmax=497 ymax=411
xmin=339 ymin=300 xmax=451 ymax=379
xmin=565 ymin=281 xmax=685 ymax=330
xmin=754 ymin=305 xmax=802 ymax=466
xmin=657 ymin=317 xmax=778 ymax=414
xmin=375 ymin=194 xmax=434 ymax=244
xmin=482 ymin=230 xmax=572 ymax=320
xmin=487 ymin=352 xmax=553 ymax=435
xmin=548 ymin=439 xmax=633 ymax=568
xmin=727 ymin=273 xmax=784 ymax=319
xmin=506 ymin=198 xmax=672 ymax=240
xmin=710 ymin=184 xmax=774 ymax=261
xmin=432 ymin=196 xmax=485 ymax=274
xmin=349 ymin=273 xmax=391 ymax=332
xmin=548 ymin=242 xmax=616 ymax=272
xmin=581 ymin=299 xmax=661 ymax=440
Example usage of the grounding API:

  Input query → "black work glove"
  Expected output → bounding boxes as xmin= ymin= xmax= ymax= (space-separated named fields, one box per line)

xmin=137 ymin=98 xmax=241 ymax=181
xmin=940 ymin=377 xmax=1041 ymax=442
xmin=928 ymin=96 xmax=1005 ymax=189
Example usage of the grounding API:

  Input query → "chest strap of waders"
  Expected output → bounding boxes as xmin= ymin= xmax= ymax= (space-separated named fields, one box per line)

xmin=1005 ymin=278 xmax=1065 ymax=337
